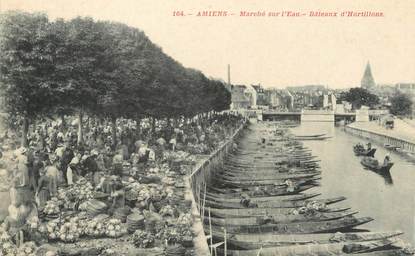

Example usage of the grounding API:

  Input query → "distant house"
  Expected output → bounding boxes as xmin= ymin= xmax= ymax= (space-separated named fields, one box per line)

xmin=287 ymin=85 xmax=326 ymax=92
xmin=265 ymin=89 xmax=293 ymax=111
xmin=396 ymin=83 xmax=415 ymax=94
xmin=244 ymin=84 xmax=257 ymax=108
xmin=323 ymin=93 xmax=337 ymax=110
xmin=230 ymin=85 xmax=251 ymax=109
xmin=252 ymin=84 xmax=268 ymax=107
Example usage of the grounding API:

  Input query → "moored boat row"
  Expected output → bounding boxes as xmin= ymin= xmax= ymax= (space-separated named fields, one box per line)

xmin=202 ymin=122 xmax=412 ymax=256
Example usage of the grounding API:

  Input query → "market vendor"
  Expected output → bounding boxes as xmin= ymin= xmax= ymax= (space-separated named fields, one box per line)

xmin=66 ymin=154 xmax=81 ymax=185
xmin=110 ymin=180 xmax=125 ymax=209
xmin=29 ymin=151 xmax=43 ymax=191
xmin=3 ymin=200 xmax=39 ymax=247
xmin=112 ymin=151 xmax=123 ymax=176
xmin=80 ymin=150 xmax=99 ymax=177
xmin=60 ymin=141 xmax=74 ymax=183
xmin=169 ymin=136 xmax=177 ymax=151
xmin=14 ymin=147 xmax=30 ymax=187
xmin=44 ymin=155 xmax=60 ymax=196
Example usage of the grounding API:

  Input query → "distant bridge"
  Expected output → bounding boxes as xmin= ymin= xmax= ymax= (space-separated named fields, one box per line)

xmin=260 ymin=110 xmax=387 ymax=122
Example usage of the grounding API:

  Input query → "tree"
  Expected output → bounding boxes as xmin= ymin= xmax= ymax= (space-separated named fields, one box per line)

xmin=1 ymin=12 xmax=236 ymax=148
xmin=0 ymin=11 xmax=58 ymax=146
xmin=390 ymin=92 xmax=413 ymax=116
xmin=338 ymin=88 xmax=380 ymax=109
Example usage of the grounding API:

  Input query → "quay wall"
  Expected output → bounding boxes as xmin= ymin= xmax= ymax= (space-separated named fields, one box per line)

xmin=344 ymin=125 xmax=415 ymax=153
xmin=185 ymin=122 xmax=245 ymax=255
xmin=189 ymin=123 xmax=245 ymax=211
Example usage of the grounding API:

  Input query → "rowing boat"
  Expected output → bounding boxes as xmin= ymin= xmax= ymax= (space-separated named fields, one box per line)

xmin=292 ymin=136 xmax=332 ymax=141
xmin=211 ymin=175 xmax=321 ymax=187
xmin=208 ymin=184 xmax=318 ymax=197
xmin=217 ymin=171 xmax=321 ymax=181
xmin=203 ymin=192 xmax=321 ymax=202
xmin=222 ymin=164 xmax=317 ymax=173
xmin=222 ymin=231 xmax=403 ymax=249
xmin=209 ymin=180 xmax=319 ymax=193
xmin=207 ymin=206 xmax=351 ymax=218
xmin=204 ymin=211 xmax=357 ymax=226
xmin=203 ymin=196 xmax=345 ymax=209
xmin=209 ymin=216 xmax=373 ymax=234
xmin=217 ymin=238 xmax=397 ymax=256
xmin=292 ymin=133 xmax=326 ymax=138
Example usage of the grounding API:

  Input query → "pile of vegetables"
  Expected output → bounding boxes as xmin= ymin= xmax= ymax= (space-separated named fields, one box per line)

xmin=39 ymin=219 xmax=62 ymax=240
xmin=58 ymin=178 xmax=93 ymax=208
xmin=57 ymin=217 xmax=85 ymax=242
xmin=43 ymin=198 xmax=62 ymax=215
xmin=1 ymin=241 xmax=37 ymax=256
xmin=104 ymin=218 xmax=126 ymax=238
xmin=186 ymin=143 xmax=209 ymax=154
xmin=85 ymin=219 xmax=106 ymax=237
xmin=132 ymin=230 xmax=155 ymax=248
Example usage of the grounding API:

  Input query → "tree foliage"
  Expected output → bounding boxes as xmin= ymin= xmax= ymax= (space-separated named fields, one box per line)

xmin=390 ymin=92 xmax=413 ymax=116
xmin=338 ymin=88 xmax=380 ymax=109
xmin=0 ymin=11 xmax=231 ymax=145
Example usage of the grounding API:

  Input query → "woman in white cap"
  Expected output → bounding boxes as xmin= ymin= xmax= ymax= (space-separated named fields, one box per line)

xmin=14 ymin=147 xmax=29 ymax=187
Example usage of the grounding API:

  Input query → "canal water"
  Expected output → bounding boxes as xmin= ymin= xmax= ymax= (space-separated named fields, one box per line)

xmin=291 ymin=122 xmax=415 ymax=246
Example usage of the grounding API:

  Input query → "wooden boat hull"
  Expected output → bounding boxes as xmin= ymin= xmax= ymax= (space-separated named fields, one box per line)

xmin=207 ymin=206 xmax=352 ymax=218
xmin=292 ymin=133 xmax=326 ymax=138
xmin=211 ymin=175 xmax=321 ymax=187
xmin=218 ymin=238 xmax=396 ymax=256
xmin=354 ymin=148 xmax=377 ymax=157
xmin=203 ymin=192 xmax=321 ymax=202
xmin=217 ymin=171 xmax=321 ymax=182
xmin=203 ymin=196 xmax=346 ymax=209
xmin=292 ymin=136 xmax=332 ymax=141
xmin=208 ymin=184 xmax=318 ymax=197
xmin=222 ymin=165 xmax=317 ymax=174
xmin=222 ymin=231 xmax=403 ymax=249
xmin=209 ymin=216 xmax=374 ymax=234
xmin=204 ymin=211 xmax=357 ymax=226
xmin=361 ymin=159 xmax=394 ymax=172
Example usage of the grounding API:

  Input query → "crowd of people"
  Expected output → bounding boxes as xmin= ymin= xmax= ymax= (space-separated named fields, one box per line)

xmin=0 ymin=112 xmax=245 ymax=255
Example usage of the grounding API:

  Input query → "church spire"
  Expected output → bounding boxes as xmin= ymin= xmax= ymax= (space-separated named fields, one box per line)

xmin=361 ymin=61 xmax=376 ymax=89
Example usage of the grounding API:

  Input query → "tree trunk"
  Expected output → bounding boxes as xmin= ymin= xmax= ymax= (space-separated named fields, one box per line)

xmin=85 ymin=116 xmax=90 ymax=134
xmin=151 ymin=117 xmax=156 ymax=133
xmin=21 ymin=117 xmax=29 ymax=147
xmin=77 ymin=110 xmax=83 ymax=145
xmin=111 ymin=116 xmax=117 ymax=150
xmin=60 ymin=113 xmax=66 ymax=131
xmin=136 ymin=117 xmax=141 ymax=137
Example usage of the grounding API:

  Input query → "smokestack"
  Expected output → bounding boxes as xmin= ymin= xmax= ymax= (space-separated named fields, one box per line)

xmin=227 ymin=64 xmax=231 ymax=85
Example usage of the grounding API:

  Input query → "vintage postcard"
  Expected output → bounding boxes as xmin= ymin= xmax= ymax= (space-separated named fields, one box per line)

xmin=0 ymin=1 xmax=414 ymax=255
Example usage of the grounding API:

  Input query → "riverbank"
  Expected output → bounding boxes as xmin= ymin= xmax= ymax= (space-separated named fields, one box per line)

xmin=200 ymin=121 xmax=413 ymax=255
xmin=345 ymin=120 xmax=415 ymax=153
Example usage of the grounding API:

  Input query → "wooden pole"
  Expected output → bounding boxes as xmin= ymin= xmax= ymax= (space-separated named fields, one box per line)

xmin=201 ymin=182 xmax=207 ymax=222
xmin=209 ymin=207 xmax=213 ymax=256
xmin=224 ymin=228 xmax=227 ymax=256
xmin=256 ymin=247 xmax=263 ymax=256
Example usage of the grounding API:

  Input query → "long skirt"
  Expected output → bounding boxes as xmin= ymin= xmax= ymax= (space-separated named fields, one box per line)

xmin=36 ymin=188 xmax=50 ymax=209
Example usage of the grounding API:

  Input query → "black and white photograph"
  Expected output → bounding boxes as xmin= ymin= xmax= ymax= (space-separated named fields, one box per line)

xmin=0 ymin=1 xmax=414 ymax=255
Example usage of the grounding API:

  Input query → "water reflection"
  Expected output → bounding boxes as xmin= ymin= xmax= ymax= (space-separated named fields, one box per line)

xmin=290 ymin=122 xmax=415 ymax=245
xmin=364 ymin=168 xmax=393 ymax=185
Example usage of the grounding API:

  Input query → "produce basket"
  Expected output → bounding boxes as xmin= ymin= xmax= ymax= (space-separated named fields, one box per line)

xmin=126 ymin=213 xmax=145 ymax=233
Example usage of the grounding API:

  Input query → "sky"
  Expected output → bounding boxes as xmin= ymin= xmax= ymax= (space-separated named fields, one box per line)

xmin=1 ymin=0 xmax=414 ymax=89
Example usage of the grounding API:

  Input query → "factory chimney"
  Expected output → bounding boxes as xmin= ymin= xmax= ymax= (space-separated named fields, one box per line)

xmin=227 ymin=64 xmax=231 ymax=85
